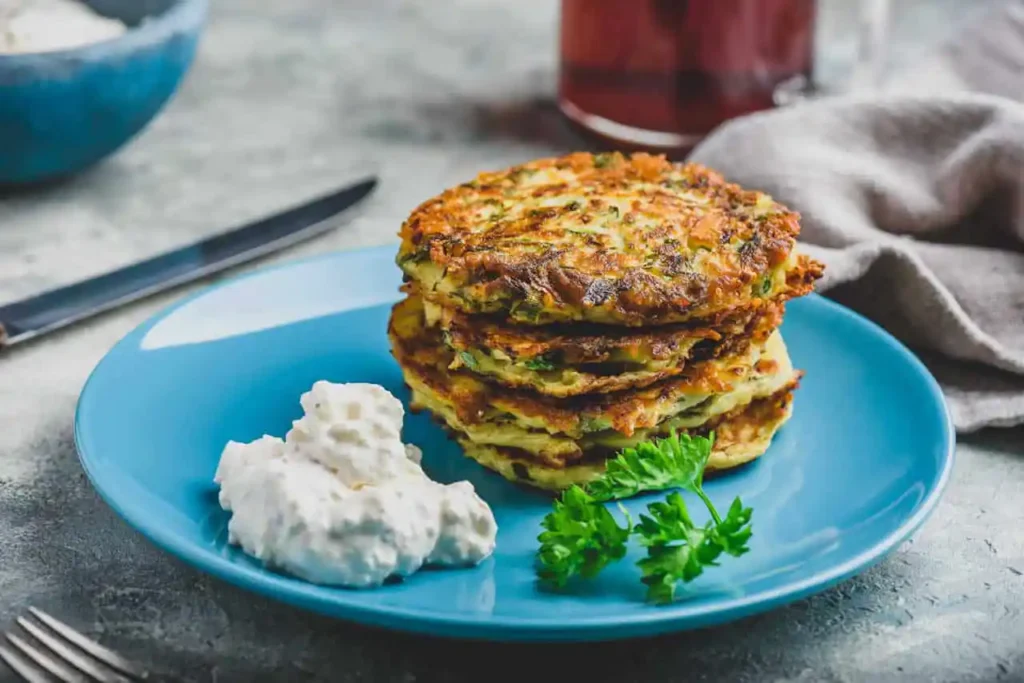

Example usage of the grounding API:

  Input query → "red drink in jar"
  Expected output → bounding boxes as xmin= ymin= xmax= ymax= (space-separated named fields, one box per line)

xmin=558 ymin=0 xmax=817 ymax=152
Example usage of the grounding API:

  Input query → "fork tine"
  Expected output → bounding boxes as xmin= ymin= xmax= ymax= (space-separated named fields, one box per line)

xmin=17 ymin=617 xmax=132 ymax=683
xmin=28 ymin=608 xmax=149 ymax=680
xmin=0 ymin=642 xmax=52 ymax=683
xmin=7 ymin=632 xmax=90 ymax=683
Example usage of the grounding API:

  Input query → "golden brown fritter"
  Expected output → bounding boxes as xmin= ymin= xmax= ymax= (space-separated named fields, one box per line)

xmin=423 ymin=286 xmax=784 ymax=396
xmin=388 ymin=294 xmax=798 ymax=463
xmin=448 ymin=386 xmax=797 ymax=491
xmin=398 ymin=151 xmax=821 ymax=326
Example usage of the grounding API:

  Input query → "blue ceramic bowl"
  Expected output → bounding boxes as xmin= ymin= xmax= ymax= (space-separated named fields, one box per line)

xmin=0 ymin=0 xmax=207 ymax=184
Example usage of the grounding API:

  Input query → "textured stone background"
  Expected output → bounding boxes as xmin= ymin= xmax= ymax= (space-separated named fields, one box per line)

xmin=2 ymin=1 xmax=1022 ymax=681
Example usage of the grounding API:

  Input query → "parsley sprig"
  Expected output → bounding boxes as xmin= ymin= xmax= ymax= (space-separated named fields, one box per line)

xmin=636 ymin=493 xmax=753 ymax=603
xmin=537 ymin=487 xmax=631 ymax=587
xmin=587 ymin=430 xmax=713 ymax=502
xmin=536 ymin=431 xmax=754 ymax=604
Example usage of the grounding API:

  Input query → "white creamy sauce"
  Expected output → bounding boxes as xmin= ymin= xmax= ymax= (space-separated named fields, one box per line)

xmin=0 ymin=0 xmax=127 ymax=54
xmin=214 ymin=381 xmax=498 ymax=588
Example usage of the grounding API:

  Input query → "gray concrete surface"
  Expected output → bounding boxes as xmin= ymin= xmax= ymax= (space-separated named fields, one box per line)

xmin=1 ymin=1 xmax=1020 ymax=681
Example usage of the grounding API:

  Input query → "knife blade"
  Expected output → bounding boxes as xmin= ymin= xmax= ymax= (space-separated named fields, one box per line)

xmin=0 ymin=175 xmax=378 ymax=348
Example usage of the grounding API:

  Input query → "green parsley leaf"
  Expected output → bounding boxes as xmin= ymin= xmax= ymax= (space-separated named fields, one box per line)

xmin=537 ymin=486 xmax=632 ymax=586
xmin=593 ymin=153 xmax=615 ymax=168
xmin=523 ymin=355 xmax=556 ymax=372
xmin=586 ymin=431 xmax=714 ymax=503
xmin=635 ymin=492 xmax=753 ymax=603
xmin=715 ymin=497 xmax=755 ymax=558
xmin=457 ymin=351 xmax=479 ymax=370
xmin=510 ymin=300 xmax=544 ymax=323
xmin=635 ymin=491 xmax=699 ymax=546
xmin=638 ymin=529 xmax=715 ymax=603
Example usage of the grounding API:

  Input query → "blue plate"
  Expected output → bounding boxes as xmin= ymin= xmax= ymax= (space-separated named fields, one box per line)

xmin=75 ymin=245 xmax=954 ymax=642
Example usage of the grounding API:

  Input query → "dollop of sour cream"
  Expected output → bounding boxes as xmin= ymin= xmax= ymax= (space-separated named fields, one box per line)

xmin=214 ymin=382 xmax=498 ymax=588
xmin=0 ymin=0 xmax=127 ymax=54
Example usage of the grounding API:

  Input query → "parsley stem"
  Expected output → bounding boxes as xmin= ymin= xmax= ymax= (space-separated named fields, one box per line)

xmin=694 ymin=488 xmax=722 ymax=525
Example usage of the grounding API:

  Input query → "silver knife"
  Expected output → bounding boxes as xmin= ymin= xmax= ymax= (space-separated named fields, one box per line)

xmin=0 ymin=176 xmax=378 ymax=348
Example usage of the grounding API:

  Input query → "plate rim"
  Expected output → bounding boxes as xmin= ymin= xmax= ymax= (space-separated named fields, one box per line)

xmin=74 ymin=244 xmax=956 ymax=642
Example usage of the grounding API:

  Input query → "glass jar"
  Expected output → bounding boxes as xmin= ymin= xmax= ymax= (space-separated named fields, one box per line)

xmin=558 ymin=0 xmax=887 ymax=152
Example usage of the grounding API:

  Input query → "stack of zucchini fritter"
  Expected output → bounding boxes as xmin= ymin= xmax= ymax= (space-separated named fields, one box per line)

xmin=389 ymin=152 xmax=823 ymax=491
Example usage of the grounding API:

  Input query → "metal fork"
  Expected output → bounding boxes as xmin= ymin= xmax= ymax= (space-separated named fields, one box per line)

xmin=0 ymin=607 xmax=149 ymax=682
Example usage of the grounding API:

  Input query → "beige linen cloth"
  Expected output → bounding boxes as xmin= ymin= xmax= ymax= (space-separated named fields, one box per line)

xmin=690 ymin=1 xmax=1024 ymax=432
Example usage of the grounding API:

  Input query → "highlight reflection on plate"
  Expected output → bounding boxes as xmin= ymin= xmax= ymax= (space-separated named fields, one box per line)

xmin=75 ymin=245 xmax=954 ymax=642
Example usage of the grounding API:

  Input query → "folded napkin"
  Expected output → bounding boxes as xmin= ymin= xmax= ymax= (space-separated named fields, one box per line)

xmin=690 ymin=3 xmax=1024 ymax=433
